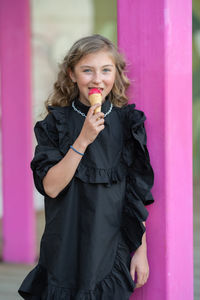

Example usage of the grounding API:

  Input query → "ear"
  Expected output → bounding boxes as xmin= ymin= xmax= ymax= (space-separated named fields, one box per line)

xmin=68 ymin=68 xmax=76 ymax=83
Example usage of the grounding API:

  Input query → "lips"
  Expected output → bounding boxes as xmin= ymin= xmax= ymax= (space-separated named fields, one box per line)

xmin=88 ymin=87 xmax=104 ymax=92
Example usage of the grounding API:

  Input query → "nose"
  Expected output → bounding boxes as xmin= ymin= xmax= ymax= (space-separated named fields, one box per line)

xmin=92 ymin=71 xmax=102 ymax=84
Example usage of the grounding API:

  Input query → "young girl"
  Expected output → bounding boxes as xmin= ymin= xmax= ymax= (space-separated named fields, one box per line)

xmin=18 ymin=34 xmax=154 ymax=300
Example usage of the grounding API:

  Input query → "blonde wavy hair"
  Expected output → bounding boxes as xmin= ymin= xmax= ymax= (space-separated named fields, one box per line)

xmin=44 ymin=34 xmax=130 ymax=113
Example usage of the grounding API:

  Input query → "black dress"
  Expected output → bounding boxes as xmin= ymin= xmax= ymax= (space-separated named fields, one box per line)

xmin=18 ymin=97 xmax=154 ymax=300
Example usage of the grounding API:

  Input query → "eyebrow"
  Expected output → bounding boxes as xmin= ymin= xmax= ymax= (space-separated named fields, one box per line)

xmin=80 ymin=64 xmax=114 ymax=69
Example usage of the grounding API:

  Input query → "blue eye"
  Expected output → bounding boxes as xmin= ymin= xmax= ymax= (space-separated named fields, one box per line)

xmin=83 ymin=69 xmax=91 ymax=73
xmin=103 ymin=68 xmax=111 ymax=72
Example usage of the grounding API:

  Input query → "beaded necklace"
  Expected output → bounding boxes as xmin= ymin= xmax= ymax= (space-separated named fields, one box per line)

xmin=72 ymin=100 xmax=113 ymax=118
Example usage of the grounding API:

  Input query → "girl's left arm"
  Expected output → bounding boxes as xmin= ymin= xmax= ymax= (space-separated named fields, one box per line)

xmin=130 ymin=221 xmax=150 ymax=288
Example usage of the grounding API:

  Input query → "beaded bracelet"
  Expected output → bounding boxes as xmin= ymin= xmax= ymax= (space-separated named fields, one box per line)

xmin=70 ymin=145 xmax=84 ymax=156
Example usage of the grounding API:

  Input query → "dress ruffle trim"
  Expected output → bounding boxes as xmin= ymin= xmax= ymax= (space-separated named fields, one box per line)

xmin=48 ymin=105 xmax=128 ymax=185
xmin=74 ymin=159 xmax=128 ymax=184
xmin=116 ymin=104 xmax=155 ymax=253
xmin=18 ymin=236 xmax=136 ymax=300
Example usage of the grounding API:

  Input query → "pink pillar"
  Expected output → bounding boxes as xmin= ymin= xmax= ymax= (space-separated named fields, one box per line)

xmin=0 ymin=0 xmax=36 ymax=262
xmin=117 ymin=1 xmax=193 ymax=300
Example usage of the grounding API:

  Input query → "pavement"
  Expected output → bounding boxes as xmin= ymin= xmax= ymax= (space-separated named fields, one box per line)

xmin=0 ymin=262 xmax=34 ymax=300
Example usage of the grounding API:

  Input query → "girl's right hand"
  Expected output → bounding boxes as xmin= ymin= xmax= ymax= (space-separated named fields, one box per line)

xmin=79 ymin=103 xmax=105 ymax=146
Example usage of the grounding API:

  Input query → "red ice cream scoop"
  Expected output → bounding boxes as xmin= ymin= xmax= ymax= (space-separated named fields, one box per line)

xmin=88 ymin=88 xmax=102 ymax=96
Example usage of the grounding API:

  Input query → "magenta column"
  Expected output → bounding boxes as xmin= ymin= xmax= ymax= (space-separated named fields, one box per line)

xmin=0 ymin=0 xmax=36 ymax=262
xmin=117 ymin=1 xmax=193 ymax=300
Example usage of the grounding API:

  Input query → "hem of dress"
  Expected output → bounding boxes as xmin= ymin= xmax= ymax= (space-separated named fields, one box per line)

xmin=18 ymin=232 xmax=136 ymax=300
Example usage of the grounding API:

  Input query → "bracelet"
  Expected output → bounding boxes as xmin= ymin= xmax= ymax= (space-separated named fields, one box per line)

xmin=70 ymin=145 xmax=84 ymax=156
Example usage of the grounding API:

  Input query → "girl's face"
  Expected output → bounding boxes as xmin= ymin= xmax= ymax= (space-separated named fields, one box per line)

xmin=69 ymin=50 xmax=116 ymax=106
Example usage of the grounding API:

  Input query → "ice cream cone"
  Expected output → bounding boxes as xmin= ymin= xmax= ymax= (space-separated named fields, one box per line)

xmin=88 ymin=88 xmax=102 ymax=114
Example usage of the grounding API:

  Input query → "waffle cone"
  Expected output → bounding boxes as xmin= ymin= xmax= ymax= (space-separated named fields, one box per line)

xmin=88 ymin=93 xmax=102 ymax=114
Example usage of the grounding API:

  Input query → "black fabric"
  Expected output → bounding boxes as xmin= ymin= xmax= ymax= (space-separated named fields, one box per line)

xmin=18 ymin=97 xmax=154 ymax=299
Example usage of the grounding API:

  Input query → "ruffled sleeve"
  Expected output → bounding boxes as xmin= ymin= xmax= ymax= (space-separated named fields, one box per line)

xmin=30 ymin=111 xmax=64 ymax=197
xmin=118 ymin=104 xmax=155 ymax=253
